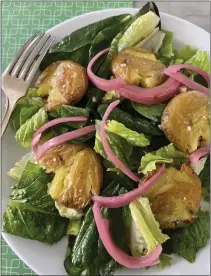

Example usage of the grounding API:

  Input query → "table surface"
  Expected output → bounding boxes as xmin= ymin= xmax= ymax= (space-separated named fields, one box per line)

xmin=1 ymin=1 xmax=210 ymax=275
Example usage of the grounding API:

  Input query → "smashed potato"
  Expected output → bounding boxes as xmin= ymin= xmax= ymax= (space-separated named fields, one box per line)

xmin=143 ymin=164 xmax=201 ymax=229
xmin=38 ymin=143 xmax=86 ymax=172
xmin=36 ymin=61 xmax=88 ymax=110
xmin=111 ymin=48 xmax=166 ymax=88
xmin=161 ymin=91 xmax=210 ymax=153
xmin=38 ymin=144 xmax=103 ymax=209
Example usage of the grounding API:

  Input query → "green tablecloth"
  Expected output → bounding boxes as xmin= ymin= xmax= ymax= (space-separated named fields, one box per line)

xmin=1 ymin=1 xmax=133 ymax=275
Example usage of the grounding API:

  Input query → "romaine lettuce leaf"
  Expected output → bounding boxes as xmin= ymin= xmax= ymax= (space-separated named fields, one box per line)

xmin=55 ymin=201 xmax=83 ymax=220
xmin=67 ymin=219 xmax=82 ymax=236
xmin=94 ymin=121 xmax=134 ymax=169
xmin=139 ymin=143 xmax=188 ymax=174
xmin=163 ymin=210 xmax=210 ymax=263
xmin=185 ymin=50 xmax=210 ymax=73
xmin=174 ymin=45 xmax=197 ymax=62
xmin=102 ymin=90 xmax=121 ymax=104
xmin=3 ymin=200 xmax=68 ymax=244
xmin=89 ymin=15 xmax=131 ymax=59
xmin=135 ymin=27 xmax=165 ymax=53
xmin=49 ymin=105 xmax=90 ymax=129
xmin=106 ymin=120 xmax=150 ymax=147
xmin=157 ymin=254 xmax=172 ymax=269
xmin=3 ymin=162 xmax=68 ymax=244
xmin=8 ymin=152 xmax=35 ymax=180
xmin=15 ymin=108 xmax=48 ymax=148
xmin=118 ymin=11 xmax=160 ymax=52
xmin=128 ymin=197 xmax=169 ymax=255
xmin=19 ymin=105 xmax=41 ymax=127
xmin=10 ymin=88 xmax=45 ymax=131
xmin=132 ymin=102 xmax=166 ymax=122
xmin=27 ymin=88 xmax=39 ymax=97
xmin=10 ymin=162 xmax=55 ymax=210
xmin=158 ymin=30 xmax=174 ymax=59
xmin=97 ymin=104 xmax=162 ymax=136
xmin=199 ymin=158 xmax=210 ymax=201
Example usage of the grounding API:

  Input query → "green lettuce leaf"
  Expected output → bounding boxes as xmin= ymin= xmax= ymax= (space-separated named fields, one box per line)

xmin=10 ymin=88 xmax=45 ymax=131
xmin=132 ymin=102 xmax=166 ymax=122
xmin=50 ymin=14 xmax=129 ymax=54
xmin=67 ymin=219 xmax=82 ymax=236
xmin=128 ymin=197 xmax=169 ymax=255
xmin=199 ymin=158 xmax=210 ymax=201
xmin=15 ymin=108 xmax=48 ymax=148
xmin=19 ymin=105 xmax=41 ymax=127
xmin=135 ymin=27 xmax=165 ymax=53
xmin=3 ymin=162 xmax=68 ymax=244
xmin=139 ymin=143 xmax=188 ymax=174
xmin=174 ymin=45 xmax=197 ymax=62
xmin=8 ymin=152 xmax=35 ymax=180
xmin=185 ymin=50 xmax=210 ymax=73
xmin=158 ymin=30 xmax=174 ymax=59
xmin=49 ymin=105 xmax=90 ymax=129
xmin=157 ymin=254 xmax=172 ymax=269
xmin=41 ymin=14 xmax=129 ymax=71
xmin=118 ymin=11 xmax=160 ymax=52
xmin=163 ymin=210 xmax=210 ymax=263
xmin=10 ymin=162 xmax=55 ymax=211
xmin=94 ymin=121 xmax=134 ymax=169
xmin=89 ymin=15 xmax=131 ymax=59
xmin=3 ymin=200 xmax=68 ymax=244
xmin=106 ymin=120 xmax=150 ymax=147
xmin=97 ymin=104 xmax=163 ymax=136
xmin=102 ymin=90 xmax=121 ymax=104
xmin=55 ymin=201 xmax=83 ymax=220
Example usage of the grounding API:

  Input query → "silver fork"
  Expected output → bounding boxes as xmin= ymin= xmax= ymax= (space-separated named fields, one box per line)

xmin=1 ymin=33 xmax=55 ymax=137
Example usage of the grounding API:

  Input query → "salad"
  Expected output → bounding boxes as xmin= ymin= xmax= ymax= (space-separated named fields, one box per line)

xmin=3 ymin=2 xmax=210 ymax=275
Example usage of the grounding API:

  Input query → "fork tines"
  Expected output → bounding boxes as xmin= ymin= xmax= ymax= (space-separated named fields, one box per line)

xmin=4 ymin=33 xmax=55 ymax=83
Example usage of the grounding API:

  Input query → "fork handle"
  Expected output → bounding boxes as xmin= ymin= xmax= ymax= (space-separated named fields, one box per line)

xmin=1 ymin=97 xmax=16 ymax=137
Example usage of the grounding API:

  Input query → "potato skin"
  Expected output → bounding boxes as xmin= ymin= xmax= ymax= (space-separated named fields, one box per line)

xmin=111 ymin=47 xmax=166 ymax=88
xmin=58 ymin=148 xmax=103 ymax=209
xmin=161 ymin=91 xmax=210 ymax=153
xmin=38 ymin=143 xmax=86 ymax=172
xmin=143 ymin=164 xmax=201 ymax=229
xmin=36 ymin=61 xmax=88 ymax=110
xmin=38 ymin=144 xmax=103 ymax=209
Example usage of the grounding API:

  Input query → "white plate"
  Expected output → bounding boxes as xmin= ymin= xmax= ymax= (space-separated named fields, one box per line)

xmin=2 ymin=8 xmax=210 ymax=276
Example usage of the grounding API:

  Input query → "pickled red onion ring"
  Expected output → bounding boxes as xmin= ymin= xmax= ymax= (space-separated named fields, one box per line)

xmin=116 ymin=78 xmax=181 ymax=104
xmin=164 ymin=64 xmax=210 ymax=95
xmin=35 ymin=125 xmax=95 ymax=159
xmin=165 ymin=64 xmax=210 ymax=83
xmin=87 ymin=48 xmax=126 ymax=91
xmin=31 ymin=117 xmax=87 ymax=153
xmin=31 ymin=134 xmax=41 ymax=153
xmin=190 ymin=145 xmax=210 ymax=165
xmin=92 ymin=165 xmax=165 ymax=208
xmin=164 ymin=71 xmax=209 ymax=95
xmin=101 ymin=100 xmax=139 ymax=182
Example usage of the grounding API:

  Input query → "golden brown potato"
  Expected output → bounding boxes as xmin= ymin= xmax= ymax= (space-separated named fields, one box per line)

xmin=161 ymin=90 xmax=210 ymax=153
xmin=111 ymin=48 xmax=166 ymax=88
xmin=143 ymin=164 xmax=201 ymax=229
xmin=38 ymin=143 xmax=86 ymax=172
xmin=35 ymin=61 xmax=88 ymax=110
xmin=38 ymin=144 xmax=103 ymax=209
